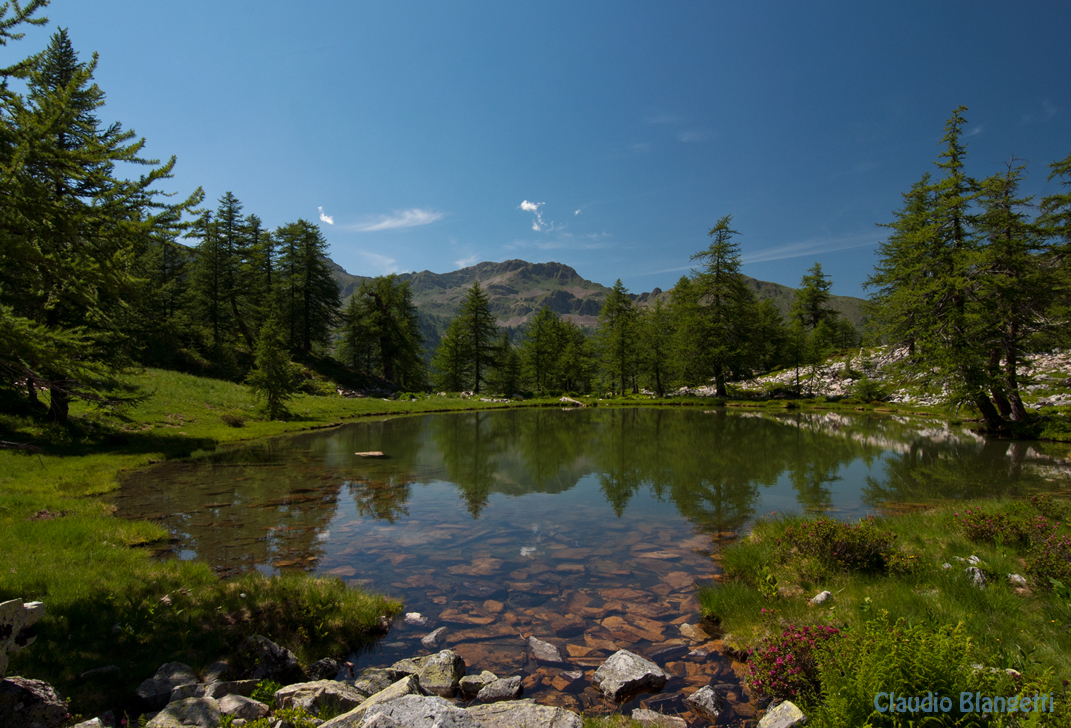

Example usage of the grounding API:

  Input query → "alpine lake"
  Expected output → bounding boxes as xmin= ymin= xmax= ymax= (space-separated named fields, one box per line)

xmin=114 ymin=407 xmax=1071 ymax=722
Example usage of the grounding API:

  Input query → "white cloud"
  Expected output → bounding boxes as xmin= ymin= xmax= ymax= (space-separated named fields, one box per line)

xmin=519 ymin=200 xmax=551 ymax=232
xmin=318 ymin=206 xmax=334 ymax=225
xmin=575 ymin=210 xmax=580 ymax=216
xmin=455 ymin=254 xmax=479 ymax=268
xmin=344 ymin=208 xmax=443 ymax=232
xmin=967 ymin=125 xmax=984 ymax=137
xmin=505 ymin=234 xmax=612 ymax=252
xmin=357 ymin=250 xmax=399 ymax=274
xmin=741 ymin=232 xmax=875 ymax=265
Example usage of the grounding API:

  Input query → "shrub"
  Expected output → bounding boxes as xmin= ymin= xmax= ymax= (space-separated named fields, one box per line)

xmin=956 ymin=506 xmax=1058 ymax=547
xmin=1027 ymin=533 xmax=1071 ymax=590
xmin=808 ymin=616 xmax=1012 ymax=726
xmin=745 ymin=624 xmax=841 ymax=704
xmin=220 ymin=413 xmax=245 ymax=428
xmin=850 ymin=374 xmax=887 ymax=402
xmin=1031 ymin=494 xmax=1070 ymax=522
xmin=778 ymin=517 xmax=897 ymax=574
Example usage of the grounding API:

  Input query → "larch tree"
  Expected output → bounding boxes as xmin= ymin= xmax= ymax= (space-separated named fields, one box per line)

xmin=458 ymin=280 xmax=498 ymax=393
xmin=275 ymin=219 xmax=340 ymax=355
xmin=597 ymin=279 xmax=638 ymax=394
xmin=688 ymin=215 xmax=757 ymax=396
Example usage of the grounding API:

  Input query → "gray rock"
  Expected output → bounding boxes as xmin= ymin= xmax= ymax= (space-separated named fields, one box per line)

xmin=360 ymin=714 xmax=403 ymax=728
xmin=204 ymin=679 xmax=259 ymax=699
xmin=526 ymin=636 xmax=565 ymax=664
xmin=72 ymin=719 xmax=108 ymax=728
xmin=459 ymin=671 xmax=498 ymax=697
xmin=404 ymin=613 xmax=428 ymax=627
xmin=758 ymin=700 xmax=807 ymax=728
xmin=592 ymin=650 xmax=670 ymax=702
xmin=353 ymin=668 xmax=396 ymax=700
xmin=245 ymin=635 xmax=304 ymax=683
xmin=475 ymin=676 xmax=522 ymax=703
xmin=466 ymin=700 xmax=583 ymax=728
xmin=307 ymin=658 xmax=343 ymax=681
xmin=965 ymin=566 xmax=986 ymax=588
xmin=145 ymin=697 xmax=220 ymax=728
xmin=77 ymin=665 xmax=121 ymax=682
xmin=388 ymin=657 xmax=425 ymax=678
xmin=417 ymin=650 xmax=466 ymax=698
xmin=319 ymin=675 xmax=422 ymax=728
xmin=941 ymin=563 xmax=952 ymax=570
xmin=685 ymin=686 xmax=724 ymax=721
xmin=219 ymin=694 xmax=270 ymax=721
xmin=631 ymin=708 xmax=687 ymax=728
xmin=274 ymin=679 xmax=366 ymax=715
xmin=0 ymin=599 xmax=44 ymax=680
xmin=136 ymin=663 xmax=198 ymax=710
xmin=360 ymin=695 xmax=478 ymax=728
xmin=809 ymin=591 xmax=832 ymax=606
xmin=683 ymin=648 xmax=711 ymax=663
xmin=0 ymin=676 xmax=68 ymax=728
xmin=169 ymin=683 xmax=205 ymax=702
xmin=1009 ymin=573 xmax=1028 ymax=587
xmin=202 ymin=661 xmax=231 ymax=684
xmin=967 ymin=555 xmax=983 ymax=566
xmin=421 ymin=627 xmax=448 ymax=649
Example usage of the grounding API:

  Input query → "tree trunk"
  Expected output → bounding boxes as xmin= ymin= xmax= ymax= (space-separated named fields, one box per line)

xmin=972 ymin=393 xmax=1006 ymax=432
xmin=48 ymin=383 xmax=69 ymax=425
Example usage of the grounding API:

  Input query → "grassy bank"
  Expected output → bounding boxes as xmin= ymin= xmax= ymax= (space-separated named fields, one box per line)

xmin=698 ymin=498 xmax=1071 ymax=726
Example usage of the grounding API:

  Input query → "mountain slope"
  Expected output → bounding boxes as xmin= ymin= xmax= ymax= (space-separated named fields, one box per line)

xmin=328 ymin=258 xmax=868 ymax=345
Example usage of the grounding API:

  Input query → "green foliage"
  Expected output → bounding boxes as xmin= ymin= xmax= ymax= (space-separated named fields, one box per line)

xmin=354 ymin=275 xmax=426 ymax=389
xmin=275 ymin=219 xmax=341 ymax=355
xmin=1027 ymin=534 xmax=1071 ymax=591
xmin=458 ymin=280 xmax=498 ymax=393
xmin=241 ymin=706 xmax=318 ymax=728
xmin=850 ymin=374 xmax=888 ymax=402
xmin=597 ymin=279 xmax=639 ymax=394
xmin=250 ymin=679 xmax=282 ymax=704
xmin=808 ymin=617 xmax=1011 ymax=727
xmin=778 ymin=516 xmax=899 ymax=574
xmin=245 ymin=317 xmax=302 ymax=419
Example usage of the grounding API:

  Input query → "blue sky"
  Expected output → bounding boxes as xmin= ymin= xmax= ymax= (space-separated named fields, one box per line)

xmin=23 ymin=1 xmax=1071 ymax=297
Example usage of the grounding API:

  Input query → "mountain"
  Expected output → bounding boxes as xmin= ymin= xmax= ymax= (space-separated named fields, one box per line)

xmin=328 ymin=258 xmax=868 ymax=346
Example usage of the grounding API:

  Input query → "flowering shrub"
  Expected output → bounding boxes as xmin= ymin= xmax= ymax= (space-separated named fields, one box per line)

xmin=745 ymin=624 xmax=841 ymax=704
xmin=778 ymin=517 xmax=897 ymax=574
xmin=1027 ymin=533 xmax=1071 ymax=590
xmin=956 ymin=507 xmax=1058 ymax=547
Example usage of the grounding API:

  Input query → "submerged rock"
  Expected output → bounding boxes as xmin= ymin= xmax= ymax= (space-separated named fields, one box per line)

xmin=592 ymin=650 xmax=670 ymax=702
xmin=526 ymin=636 xmax=565 ymax=664
xmin=421 ymin=627 xmax=448 ymax=649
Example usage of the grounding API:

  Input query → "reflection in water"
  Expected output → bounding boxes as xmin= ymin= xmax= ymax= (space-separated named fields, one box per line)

xmin=114 ymin=408 xmax=1071 ymax=717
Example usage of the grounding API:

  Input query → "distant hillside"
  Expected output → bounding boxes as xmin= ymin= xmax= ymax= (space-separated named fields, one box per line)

xmin=328 ymin=258 xmax=867 ymax=350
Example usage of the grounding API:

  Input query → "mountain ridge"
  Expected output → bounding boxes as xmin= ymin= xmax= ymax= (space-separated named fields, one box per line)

xmin=328 ymin=258 xmax=868 ymax=337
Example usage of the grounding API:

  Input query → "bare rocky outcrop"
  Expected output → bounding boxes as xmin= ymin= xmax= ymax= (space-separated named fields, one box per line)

xmin=136 ymin=662 xmax=198 ymax=711
xmin=0 ymin=599 xmax=45 ymax=679
xmin=144 ymin=697 xmax=220 ymax=728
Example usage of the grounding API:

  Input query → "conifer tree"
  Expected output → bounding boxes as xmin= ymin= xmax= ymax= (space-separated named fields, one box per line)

xmin=358 ymin=275 xmax=425 ymax=388
xmin=0 ymin=27 xmax=201 ymax=421
xmin=790 ymin=262 xmax=836 ymax=331
xmin=597 ymin=280 xmax=638 ymax=394
xmin=522 ymin=306 xmax=562 ymax=394
xmin=431 ymin=316 xmax=470 ymax=391
xmin=246 ymin=315 xmax=300 ymax=419
xmin=688 ymin=215 xmax=757 ymax=396
xmin=275 ymin=219 xmax=340 ymax=355
xmin=458 ymin=281 xmax=498 ymax=393
xmin=487 ymin=331 xmax=522 ymax=396
xmin=637 ymin=299 xmax=672 ymax=397
xmin=336 ymin=294 xmax=374 ymax=371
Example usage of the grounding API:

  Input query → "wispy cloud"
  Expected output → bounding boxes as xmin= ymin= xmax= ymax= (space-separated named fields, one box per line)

xmin=344 ymin=208 xmax=443 ymax=232
xmin=574 ymin=209 xmax=581 ymax=216
xmin=519 ymin=200 xmax=554 ymax=232
xmin=741 ymin=232 xmax=875 ymax=265
xmin=676 ymin=129 xmax=710 ymax=143
xmin=1021 ymin=99 xmax=1058 ymax=125
xmin=357 ymin=250 xmax=399 ymax=274
xmin=966 ymin=125 xmax=984 ymax=137
xmin=455 ymin=254 xmax=480 ymax=268
xmin=318 ymin=206 xmax=334 ymax=225
xmin=505 ymin=233 xmax=613 ymax=252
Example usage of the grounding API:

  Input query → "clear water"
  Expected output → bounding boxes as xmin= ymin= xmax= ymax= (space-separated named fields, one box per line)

xmin=114 ymin=408 xmax=1071 ymax=721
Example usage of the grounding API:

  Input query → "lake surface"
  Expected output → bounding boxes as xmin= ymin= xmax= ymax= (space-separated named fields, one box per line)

xmin=114 ymin=408 xmax=1071 ymax=722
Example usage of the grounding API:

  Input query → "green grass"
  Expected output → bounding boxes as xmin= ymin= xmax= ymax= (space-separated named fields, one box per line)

xmin=698 ymin=501 xmax=1071 ymax=724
